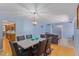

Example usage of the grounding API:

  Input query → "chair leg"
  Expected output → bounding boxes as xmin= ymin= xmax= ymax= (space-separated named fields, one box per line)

xmin=45 ymin=48 xmax=53 ymax=56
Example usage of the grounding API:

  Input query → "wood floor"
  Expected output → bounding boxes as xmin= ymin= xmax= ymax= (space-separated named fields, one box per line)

xmin=0 ymin=44 xmax=75 ymax=56
xmin=50 ymin=44 xmax=75 ymax=56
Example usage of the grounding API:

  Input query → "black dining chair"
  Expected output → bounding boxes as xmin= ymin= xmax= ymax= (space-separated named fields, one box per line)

xmin=31 ymin=39 xmax=48 ymax=56
xmin=40 ymin=34 xmax=46 ymax=38
xmin=9 ymin=41 xmax=31 ymax=56
xmin=45 ymin=36 xmax=53 ymax=55
xmin=9 ymin=41 xmax=21 ymax=56
xmin=26 ymin=35 xmax=32 ymax=39
xmin=31 ymin=43 xmax=40 ymax=56
xmin=17 ymin=35 xmax=25 ymax=41
xmin=37 ymin=39 xmax=47 ymax=56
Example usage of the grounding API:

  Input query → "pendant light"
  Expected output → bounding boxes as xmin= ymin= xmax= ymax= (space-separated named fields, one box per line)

xmin=32 ymin=4 xmax=38 ymax=26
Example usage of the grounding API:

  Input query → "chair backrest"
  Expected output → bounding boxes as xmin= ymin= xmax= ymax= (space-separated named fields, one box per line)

xmin=45 ymin=37 xmax=52 ymax=50
xmin=26 ymin=35 xmax=32 ymax=39
xmin=38 ymin=39 xmax=47 ymax=55
xmin=31 ymin=43 xmax=40 ymax=56
xmin=9 ymin=41 xmax=21 ymax=56
xmin=17 ymin=35 xmax=25 ymax=41
xmin=40 ymin=34 xmax=46 ymax=38
xmin=12 ymin=43 xmax=21 ymax=56
xmin=9 ymin=41 xmax=16 ymax=56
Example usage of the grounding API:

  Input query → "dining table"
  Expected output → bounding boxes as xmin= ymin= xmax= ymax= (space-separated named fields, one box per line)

xmin=14 ymin=38 xmax=46 ymax=49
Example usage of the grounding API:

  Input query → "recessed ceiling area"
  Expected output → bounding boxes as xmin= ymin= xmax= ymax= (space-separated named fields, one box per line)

xmin=0 ymin=3 xmax=77 ymax=23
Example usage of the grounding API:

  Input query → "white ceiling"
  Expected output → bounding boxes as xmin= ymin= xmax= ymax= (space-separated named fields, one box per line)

xmin=0 ymin=3 xmax=78 ymax=23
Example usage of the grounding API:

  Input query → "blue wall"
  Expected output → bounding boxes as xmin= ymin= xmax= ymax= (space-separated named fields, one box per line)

xmin=0 ymin=16 xmax=74 ymax=38
xmin=23 ymin=19 xmax=49 ymax=35
xmin=74 ymin=18 xmax=79 ymax=55
xmin=52 ymin=25 xmax=62 ymax=38
xmin=0 ymin=16 xmax=50 ymax=36
xmin=62 ymin=22 xmax=74 ymax=38
xmin=51 ymin=22 xmax=74 ymax=39
xmin=74 ymin=29 xmax=79 ymax=55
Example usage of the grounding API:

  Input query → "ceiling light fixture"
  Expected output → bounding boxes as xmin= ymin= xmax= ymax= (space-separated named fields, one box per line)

xmin=32 ymin=12 xmax=38 ymax=26
xmin=32 ymin=4 xmax=38 ymax=26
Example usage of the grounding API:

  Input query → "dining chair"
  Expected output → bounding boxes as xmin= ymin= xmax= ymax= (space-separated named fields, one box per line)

xmin=9 ymin=41 xmax=30 ymax=56
xmin=40 ymin=34 xmax=46 ymax=38
xmin=9 ymin=41 xmax=20 ymax=56
xmin=26 ymin=35 xmax=32 ymax=39
xmin=37 ymin=39 xmax=47 ymax=56
xmin=17 ymin=35 xmax=25 ymax=41
xmin=45 ymin=36 xmax=52 ymax=55
xmin=31 ymin=43 xmax=39 ymax=56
